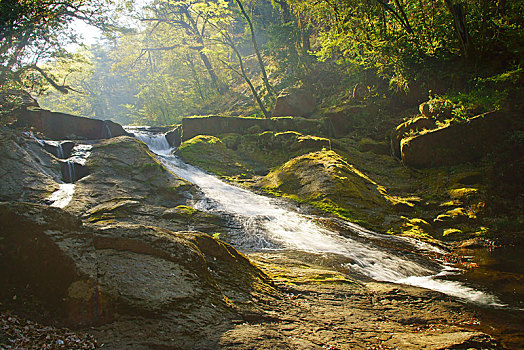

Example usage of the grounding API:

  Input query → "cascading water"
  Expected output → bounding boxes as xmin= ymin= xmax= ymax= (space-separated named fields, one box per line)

xmin=128 ymin=126 xmax=171 ymax=150
xmin=57 ymin=142 xmax=65 ymax=158
xmin=26 ymin=130 xmax=93 ymax=207
xmin=103 ymin=122 xmax=113 ymax=138
xmin=133 ymin=128 xmax=503 ymax=306
xmin=66 ymin=160 xmax=76 ymax=183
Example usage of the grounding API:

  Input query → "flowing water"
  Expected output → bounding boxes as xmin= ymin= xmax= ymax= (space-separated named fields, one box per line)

xmin=36 ymin=136 xmax=93 ymax=208
xmin=129 ymin=128 xmax=505 ymax=306
xmin=47 ymin=183 xmax=76 ymax=208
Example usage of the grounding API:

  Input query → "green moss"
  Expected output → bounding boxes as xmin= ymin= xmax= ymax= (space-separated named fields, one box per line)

xmin=137 ymin=161 xmax=164 ymax=173
xmin=448 ymin=187 xmax=478 ymax=201
xmin=261 ymin=150 xmax=392 ymax=230
xmin=443 ymin=228 xmax=463 ymax=237
xmin=178 ymin=135 xmax=251 ymax=177
xmin=174 ymin=205 xmax=197 ymax=216
xmin=400 ymin=218 xmax=436 ymax=241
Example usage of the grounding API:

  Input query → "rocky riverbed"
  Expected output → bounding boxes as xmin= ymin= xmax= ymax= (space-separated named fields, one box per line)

xmin=1 ymin=124 xmax=523 ymax=349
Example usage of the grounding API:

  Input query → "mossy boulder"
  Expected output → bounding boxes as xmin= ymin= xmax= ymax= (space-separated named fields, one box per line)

xmin=177 ymin=135 xmax=250 ymax=177
xmin=391 ymin=116 xmax=436 ymax=158
xmin=182 ymin=116 xmax=271 ymax=141
xmin=260 ymin=150 xmax=391 ymax=228
xmin=400 ymin=218 xmax=435 ymax=241
xmin=400 ymin=111 xmax=511 ymax=168
xmin=181 ymin=115 xmax=329 ymax=142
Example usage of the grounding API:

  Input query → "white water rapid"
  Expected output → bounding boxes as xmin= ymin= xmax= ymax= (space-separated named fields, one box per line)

xmin=131 ymin=127 xmax=503 ymax=306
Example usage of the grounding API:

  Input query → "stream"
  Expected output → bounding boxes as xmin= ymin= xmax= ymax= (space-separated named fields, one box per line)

xmin=129 ymin=127 xmax=509 ymax=308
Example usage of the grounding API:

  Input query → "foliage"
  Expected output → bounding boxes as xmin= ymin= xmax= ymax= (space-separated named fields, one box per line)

xmin=0 ymin=0 xmax=110 ymax=92
xmin=288 ymin=0 xmax=524 ymax=91
xmin=430 ymin=67 xmax=524 ymax=123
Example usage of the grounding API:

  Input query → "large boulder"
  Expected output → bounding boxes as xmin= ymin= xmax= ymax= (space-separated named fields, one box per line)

xmin=177 ymin=135 xmax=249 ymax=177
xmin=401 ymin=111 xmax=511 ymax=168
xmin=391 ymin=116 xmax=436 ymax=158
xmin=260 ymin=150 xmax=390 ymax=228
xmin=0 ymin=202 xmax=270 ymax=326
xmin=0 ymin=126 xmax=62 ymax=203
xmin=272 ymin=88 xmax=316 ymax=117
xmin=13 ymin=107 xmax=127 ymax=140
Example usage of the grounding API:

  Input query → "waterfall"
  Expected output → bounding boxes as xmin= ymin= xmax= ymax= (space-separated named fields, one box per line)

xmin=47 ymin=184 xmax=75 ymax=208
xmin=125 ymin=126 xmax=171 ymax=151
xmin=66 ymin=161 xmax=76 ymax=183
xmin=133 ymin=129 xmax=503 ymax=306
xmin=103 ymin=122 xmax=112 ymax=138
xmin=57 ymin=142 xmax=65 ymax=159
xmin=25 ymin=132 xmax=93 ymax=207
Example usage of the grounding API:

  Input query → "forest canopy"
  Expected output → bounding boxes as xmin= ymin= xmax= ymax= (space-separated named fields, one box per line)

xmin=1 ymin=0 xmax=522 ymax=125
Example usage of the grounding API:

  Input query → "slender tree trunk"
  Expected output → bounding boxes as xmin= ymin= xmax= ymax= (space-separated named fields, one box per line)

xmin=220 ymin=34 xmax=270 ymax=118
xmin=235 ymin=0 xmax=274 ymax=96
xmin=298 ymin=15 xmax=311 ymax=55
xmin=182 ymin=8 xmax=223 ymax=93
xmin=198 ymin=50 xmax=221 ymax=93
xmin=393 ymin=0 xmax=414 ymax=34
xmin=186 ymin=54 xmax=205 ymax=101
xmin=443 ymin=0 xmax=473 ymax=59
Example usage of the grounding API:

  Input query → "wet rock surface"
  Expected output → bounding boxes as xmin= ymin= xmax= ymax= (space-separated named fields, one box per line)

xmin=0 ymin=201 xmax=272 ymax=329
xmin=215 ymin=252 xmax=511 ymax=350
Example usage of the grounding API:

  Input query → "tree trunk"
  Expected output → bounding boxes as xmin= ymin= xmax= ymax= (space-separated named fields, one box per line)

xmin=182 ymin=8 xmax=223 ymax=93
xmin=221 ymin=34 xmax=270 ymax=118
xmin=235 ymin=0 xmax=274 ymax=96
xmin=274 ymin=0 xmax=291 ymax=23
xmin=198 ymin=50 xmax=221 ymax=93
xmin=444 ymin=0 xmax=473 ymax=59
xmin=186 ymin=54 xmax=205 ymax=101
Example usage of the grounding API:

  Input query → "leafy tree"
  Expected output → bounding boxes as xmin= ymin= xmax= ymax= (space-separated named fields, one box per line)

xmin=0 ymin=0 xmax=110 ymax=92
xmin=288 ymin=0 xmax=524 ymax=91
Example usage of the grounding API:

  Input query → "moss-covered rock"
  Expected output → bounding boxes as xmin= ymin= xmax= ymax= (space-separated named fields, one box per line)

xmin=260 ymin=150 xmax=392 ymax=228
xmin=391 ymin=116 xmax=436 ymax=158
xmin=181 ymin=115 xmax=329 ymax=142
xmin=400 ymin=111 xmax=511 ymax=168
xmin=177 ymin=135 xmax=251 ymax=177
xmin=400 ymin=218 xmax=436 ymax=241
